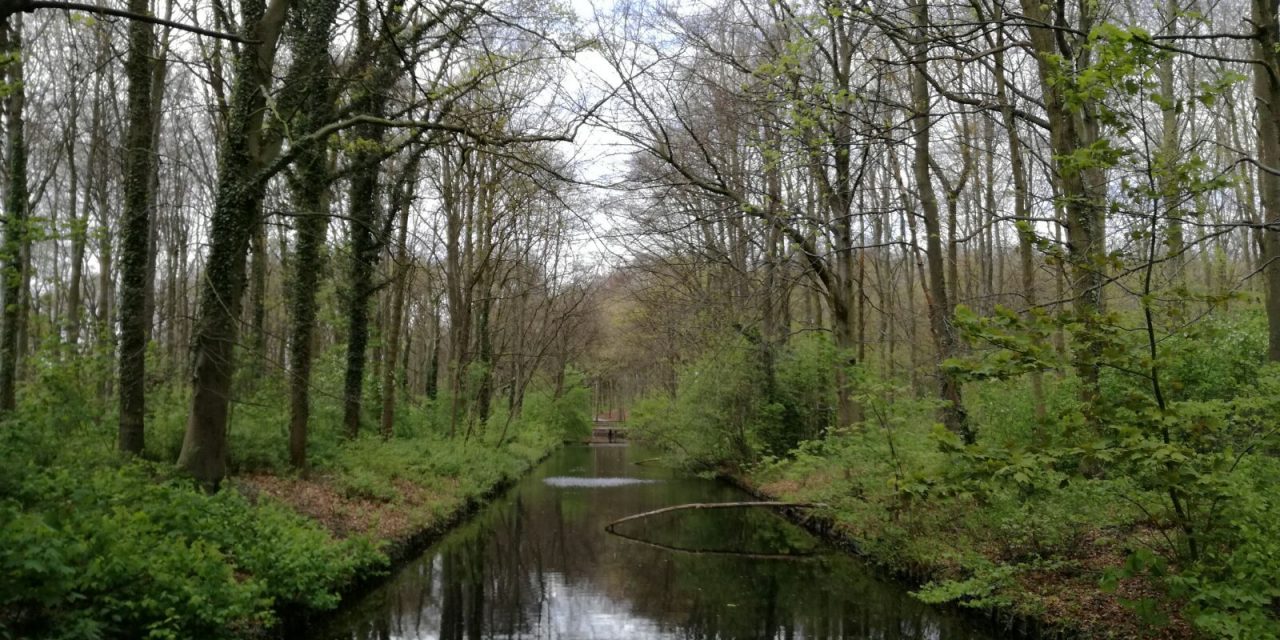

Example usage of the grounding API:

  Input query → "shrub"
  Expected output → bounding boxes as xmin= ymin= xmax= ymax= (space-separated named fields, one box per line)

xmin=0 ymin=461 xmax=385 ymax=640
xmin=519 ymin=369 xmax=592 ymax=443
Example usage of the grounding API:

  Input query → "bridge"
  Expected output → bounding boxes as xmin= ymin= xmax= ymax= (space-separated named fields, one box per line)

xmin=590 ymin=419 xmax=627 ymax=443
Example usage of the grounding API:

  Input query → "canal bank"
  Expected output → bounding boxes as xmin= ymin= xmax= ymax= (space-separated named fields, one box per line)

xmin=721 ymin=472 xmax=1077 ymax=640
xmin=244 ymin=434 xmax=565 ymax=636
xmin=721 ymin=468 xmax=1194 ymax=640
xmin=297 ymin=444 xmax=1001 ymax=639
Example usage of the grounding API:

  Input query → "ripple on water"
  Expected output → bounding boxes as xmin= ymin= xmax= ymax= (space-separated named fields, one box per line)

xmin=543 ymin=476 xmax=659 ymax=488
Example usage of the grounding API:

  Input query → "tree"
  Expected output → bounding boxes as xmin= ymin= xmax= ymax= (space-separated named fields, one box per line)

xmin=379 ymin=153 xmax=421 ymax=439
xmin=339 ymin=0 xmax=396 ymax=440
xmin=282 ymin=0 xmax=341 ymax=469
xmin=1252 ymin=0 xmax=1280 ymax=361
xmin=117 ymin=0 xmax=157 ymax=455
xmin=1018 ymin=0 xmax=1111 ymax=408
xmin=177 ymin=0 xmax=291 ymax=487
xmin=0 ymin=13 xmax=28 ymax=414
xmin=906 ymin=0 xmax=970 ymax=443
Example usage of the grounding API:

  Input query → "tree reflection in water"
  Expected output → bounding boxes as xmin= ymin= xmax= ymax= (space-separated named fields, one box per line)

xmin=310 ymin=445 xmax=993 ymax=640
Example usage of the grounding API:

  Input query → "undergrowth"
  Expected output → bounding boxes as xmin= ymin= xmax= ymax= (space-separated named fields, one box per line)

xmin=0 ymin=354 xmax=583 ymax=639
xmin=630 ymin=313 xmax=1280 ymax=638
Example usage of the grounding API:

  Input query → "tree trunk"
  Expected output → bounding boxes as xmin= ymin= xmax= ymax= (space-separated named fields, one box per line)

xmin=142 ymin=13 xmax=171 ymax=347
xmin=426 ymin=299 xmax=441 ymax=400
xmin=911 ymin=0 xmax=971 ymax=443
xmin=178 ymin=0 xmax=292 ymax=488
xmin=1157 ymin=0 xmax=1185 ymax=290
xmin=1253 ymin=0 xmax=1280 ymax=361
xmin=993 ymin=15 xmax=1047 ymax=420
xmin=65 ymin=81 xmax=102 ymax=350
xmin=340 ymin=0 xmax=396 ymax=439
xmin=380 ymin=155 xmax=419 ymax=439
xmin=1020 ymin=0 xmax=1108 ymax=407
xmin=282 ymin=0 xmax=339 ymax=468
xmin=286 ymin=180 xmax=329 ymax=467
xmin=0 ymin=17 xmax=28 ymax=414
xmin=247 ymin=219 xmax=267 ymax=365
xmin=341 ymin=137 xmax=384 ymax=439
xmin=443 ymin=149 xmax=472 ymax=436
xmin=118 ymin=0 xmax=158 ymax=455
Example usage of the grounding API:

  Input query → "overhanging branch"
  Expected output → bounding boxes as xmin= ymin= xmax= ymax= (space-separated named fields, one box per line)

xmin=4 ymin=0 xmax=251 ymax=43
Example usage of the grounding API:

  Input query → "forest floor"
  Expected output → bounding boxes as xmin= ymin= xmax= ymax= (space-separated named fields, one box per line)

xmin=733 ymin=472 xmax=1195 ymax=639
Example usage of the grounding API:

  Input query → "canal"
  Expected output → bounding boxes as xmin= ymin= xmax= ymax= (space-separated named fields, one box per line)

xmin=310 ymin=444 xmax=997 ymax=639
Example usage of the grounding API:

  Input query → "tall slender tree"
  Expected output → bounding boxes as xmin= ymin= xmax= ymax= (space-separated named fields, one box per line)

xmin=117 ymin=0 xmax=158 ymax=455
xmin=0 ymin=15 xmax=28 ymax=414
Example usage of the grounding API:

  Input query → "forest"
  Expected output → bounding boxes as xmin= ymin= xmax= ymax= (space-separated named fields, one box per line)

xmin=1 ymin=0 xmax=1279 ymax=636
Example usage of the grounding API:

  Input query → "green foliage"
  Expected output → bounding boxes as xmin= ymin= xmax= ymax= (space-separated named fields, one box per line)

xmin=17 ymin=340 xmax=116 ymax=441
xmin=0 ymin=335 xmax=578 ymax=639
xmin=1161 ymin=313 xmax=1267 ymax=401
xmin=0 ymin=455 xmax=384 ymax=640
xmin=767 ymin=333 xmax=838 ymax=453
xmin=914 ymin=557 xmax=1020 ymax=611
xmin=947 ymin=305 xmax=1063 ymax=382
xmin=322 ymin=378 xmax=568 ymax=507
xmin=629 ymin=334 xmax=766 ymax=468
xmin=966 ymin=377 xmax=1081 ymax=446
xmin=949 ymin=291 xmax=1280 ymax=636
xmin=630 ymin=332 xmax=841 ymax=468
xmin=518 ymin=368 xmax=592 ymax=442
xmin=1168 ymin=456 xmax=1280 ymax=638
xmin=734 ymin=299 xmax=1280 ymax=637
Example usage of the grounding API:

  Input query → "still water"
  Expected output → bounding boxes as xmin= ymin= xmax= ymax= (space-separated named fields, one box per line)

xmin=312 ymin=444 xmax=996 ymax=640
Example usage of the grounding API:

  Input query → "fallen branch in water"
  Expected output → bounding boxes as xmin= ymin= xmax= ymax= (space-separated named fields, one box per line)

xmin=605 ymin=526 xmax=818 ymax=560
xmin=604 ymin=501 xmax=827 ymax=533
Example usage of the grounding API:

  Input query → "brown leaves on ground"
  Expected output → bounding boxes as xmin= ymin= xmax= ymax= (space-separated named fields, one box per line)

xmin=236 ymin=473 xmax=455 ymax=543
xmin=758 ymin=478 xmax=803 ymax=497
xmin=1015 ymin=527 xmax=1194 ymax=640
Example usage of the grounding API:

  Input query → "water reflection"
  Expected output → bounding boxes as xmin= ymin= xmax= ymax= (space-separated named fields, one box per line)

xmin=312 ymin=445 xmax=993 ymax=640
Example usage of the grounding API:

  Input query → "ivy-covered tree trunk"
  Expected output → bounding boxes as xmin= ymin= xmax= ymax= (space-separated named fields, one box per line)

xmin=340 ymin=0 xmax=397 ymax=440
xmin=247 ymin=221 xmax=267 ymax=366
xmin=341 ymin=127 xmax=385 ymax=440
xmin=178 ymin=0 xmax=291 ymax=487
xmin=425 ymin=300 xmax=441 ymax=399
xmin=283 ymin=0 xmax=340 ymax=469
xmin=286 ymin=180 xmax=329 ymax=466
xmin=118 ymin=0 xmax=157 ymax=455
xmin=0 ymin=16 xmax=28 ymax=414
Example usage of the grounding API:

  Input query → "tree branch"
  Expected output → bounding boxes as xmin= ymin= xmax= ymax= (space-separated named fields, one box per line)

xmin=8 ymin=0 xmax=250 ymax=43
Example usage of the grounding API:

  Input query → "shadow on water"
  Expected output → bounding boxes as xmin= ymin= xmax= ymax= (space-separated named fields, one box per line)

xmin=306 ymin=445 xmax=998 ymax=640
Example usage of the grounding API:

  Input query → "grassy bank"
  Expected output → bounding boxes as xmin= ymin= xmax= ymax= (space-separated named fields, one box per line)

xmin=627 ymin=316 xmax=1280 ymax=639
xmin=0 ymin=373 xmax=582 ymax=639
xmin=730 ymin=423 xmax=1192 ymax=639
